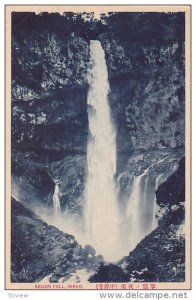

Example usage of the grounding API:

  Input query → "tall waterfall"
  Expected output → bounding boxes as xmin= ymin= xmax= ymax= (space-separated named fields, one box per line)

xmin=53 ymin=181 xmax=61 ymax=215
xmin=84 ymin=40 xmax=123 ymax=262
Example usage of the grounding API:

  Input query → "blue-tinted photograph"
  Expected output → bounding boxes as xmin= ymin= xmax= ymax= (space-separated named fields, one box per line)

xmin=9 ymin=7 xmax=189 ymax=289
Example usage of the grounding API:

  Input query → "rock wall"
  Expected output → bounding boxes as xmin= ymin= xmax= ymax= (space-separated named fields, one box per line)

xmin=12 ymin=32 xmax=89 ymax=100
xmin=11 ymin=197 xmax=102 ymax=282
xmin=156 ymin=157 xmax=185 ymax=225
xmin=99 ymin=31 xmax=185 ymax=151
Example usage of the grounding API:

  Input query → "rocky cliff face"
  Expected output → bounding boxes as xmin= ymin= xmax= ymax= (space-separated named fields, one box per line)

xmin=12 ymin=31 xmax=89 ymax=100
xmin=89 ymin=224 xmax=185 ymax=283
xmin=12 ymin=86 xmax=88 ymax=154
xmin=120 ymin=224 xmax=185 ymax=282
xmin=11 ymin=15 xmax=91 ymax=210
xmin=156 ymin=157 xmax=185 ymax=225
xmin=99 ymin=31 xmax=184 ymax=151
xmin=11 ymin=197 xmax=102 ymax=283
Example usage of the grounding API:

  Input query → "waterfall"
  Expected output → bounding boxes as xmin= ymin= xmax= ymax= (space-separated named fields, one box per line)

xmin=83 ymin=41 xmax=167 ymax=260
xmin=126 ymin=174 xmax=144 ymax=249
xmin=80 ymin=41 xmax=170 ymax=261
xmin=125 ymin=167 xmax=164 ymax=251
xmin=84 ymin=40 xmax=123 ymax=262
xmin=152 ymin=173 xmax=164 ymax=229
xmin=53 ymin=181 xmax=61 ymax=215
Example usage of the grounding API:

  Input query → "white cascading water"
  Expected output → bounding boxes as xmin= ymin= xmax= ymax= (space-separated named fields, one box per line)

xmin=153 ymin=173 xmax=163 ymax=228
xmin=84 ymin=40 xmax=123 ymax=262
xmin=125 ymin=162 xmax=166 ymax=252
xmin=53 ymin=182 xmax=61 ymax=215
xmin=126 ymin=174 xmax=144 ymax=249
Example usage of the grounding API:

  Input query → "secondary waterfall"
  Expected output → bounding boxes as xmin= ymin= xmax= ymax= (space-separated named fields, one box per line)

xmin=53 ymin=181 xmax=61 ymax=215
xmin=126 ymin=174 xmax=144 ymax=249
xmin=84 ymin=40 xmax=123 ymax=262
xmin=125 ymin=161 xmax=167 ymax=252
xmin=153 ymin=173 xmax=163 ymax=229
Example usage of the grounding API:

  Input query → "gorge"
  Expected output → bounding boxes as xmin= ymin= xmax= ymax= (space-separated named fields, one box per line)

xmin=11 ymin=11 xmax=185 ymax=283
